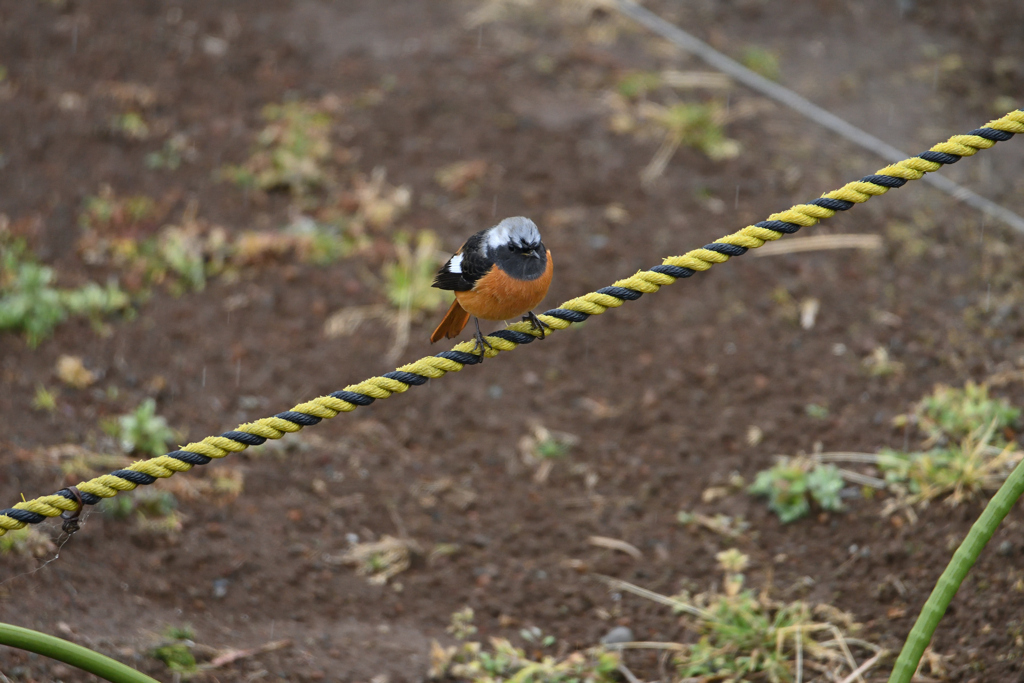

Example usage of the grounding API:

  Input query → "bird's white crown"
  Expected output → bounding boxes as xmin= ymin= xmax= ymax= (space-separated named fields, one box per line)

xmin=484 ymin=216 xmax=541 ymax=255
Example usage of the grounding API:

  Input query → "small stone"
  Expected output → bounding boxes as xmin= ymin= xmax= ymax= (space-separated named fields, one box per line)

xmin=212 ymin=578 xmax=230 ymax=599
xmin=998 ymin=541 xmax=1014 ymax=556
xmin=600 ymin=626 xmax=634 ymax=645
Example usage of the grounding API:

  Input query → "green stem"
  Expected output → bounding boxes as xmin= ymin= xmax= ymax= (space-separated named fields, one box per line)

xmin=0 ymin=622 xmax=158 ymax=683
xmin=887 ymin=458 xmax=1024 ymax=683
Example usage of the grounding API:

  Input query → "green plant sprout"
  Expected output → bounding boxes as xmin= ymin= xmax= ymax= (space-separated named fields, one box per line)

xmin=740 ymin=46 xmax=781 ymax=81
xmin=804 ymin=403 xmax=830 ymax=419
xmin=281 ymin=215 xmax=356 ymax=265
xmin=220 ymin=100 xmax=333 ymax=196
xmin=447 ymin=607 xmax=478 ymax=641
xmin=863 ymin=346 xmax=905 ymax=377
xmin=748 ymin=457 xmax=845 ymax=523
xmin=334 ymin=535 xmax=416 ymax=585
xmin=109 ymin=112 xmax=150 ymax=140
xmin=79 ymin=187 xmax=158 ymax=234
xmin=616 ymin=70 xmax=662 ymax=99
xmin=101 ymin=489 xmax=182 ymax=537
xmin=0 ymin=237 xmax=131 ymax=346
xmin=105 ymin=398 xmax=176 ymax=457
xmin=150 ymin=625 xmax=197 ymax=675
xmin=382 ymin=230 xmax=447 ymax=317
xmin=32 ymin=384 xmax=58 ymax=413
xmin=633 ymin=101 xmax=739 ymax=187
xmin=911 ymin=381 xmax=1020 ymax=445
xmin=519 ymin=626 xmax=556 ymax=648
xmin=145 ymin=133 xmax=194 ymax=170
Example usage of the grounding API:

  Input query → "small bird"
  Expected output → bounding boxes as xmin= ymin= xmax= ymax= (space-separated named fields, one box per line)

xmin=430 ymin=216 xmax=553 ymax=354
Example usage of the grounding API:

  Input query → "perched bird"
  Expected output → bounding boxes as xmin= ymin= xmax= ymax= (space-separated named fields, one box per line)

xmin=430 ymin=216 xmax=553 ymax=354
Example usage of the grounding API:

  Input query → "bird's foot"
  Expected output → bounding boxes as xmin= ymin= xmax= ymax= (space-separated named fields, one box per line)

xmin=523 ymin=311 xmax=552 ymax=339
xmin=472 ymin=318 xmax=495 ymax=359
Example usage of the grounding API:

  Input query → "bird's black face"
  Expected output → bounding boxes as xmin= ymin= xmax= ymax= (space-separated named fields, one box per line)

xmin=494 ymin=240 xmax=547 ymax=280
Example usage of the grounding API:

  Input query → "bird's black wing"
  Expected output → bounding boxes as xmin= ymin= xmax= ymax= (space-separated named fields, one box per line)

xmin=432 ymin=267 xmax=473 ymax=291
xmin=432 ymin=231 xmax=492 ymax=291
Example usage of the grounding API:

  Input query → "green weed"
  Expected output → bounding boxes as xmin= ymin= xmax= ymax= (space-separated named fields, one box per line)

xmin=649 ymin=102 xmax=739 ymax=160
xmin=680 ymin=589 xmax=828 ymax=680
xmin=56 ymin=448 xmax=131 ymax=480
xmin=877 ymin=422 xmax=1022 ymax=510
xmin=740 ymin=46 xmax=781 ymax=80
xmin=280 ymin=215 xmax=357 ymax=265
xmin=77 ymin=189 xmax=220 ymax=294
xmin=333 ymin=535 xmax=417 ymax=585
xmin=433 ymin=563 xmax=880 ymax=682
xmin=812 ymin=381 xmax=1022 ymax=513
xmin=430 ymin=609 xmax=619 ymax=683
xmin=79 ymin=186 xmax=159 ymax=235
xmin=616 ymin=70 xmax=662 ymax=99
xmin=862 ymin=346 xmax=905 ymax=377
xmin=105 ymin=398 xmax=176 ymax=456
xmin=519 ymin=424 xmax=578 ymax=462
xmin=627 ymin=100 xmax=739 ymax=186
xmin=145 ymin=133 xmax=195 ymax=170
xmin=517 ymin=423 xmax=580 ymax=483
xmin=911 ymin=381 xmax=1020 ymax=445
xmin=447 ymin=607 xmax=479 ymax=641
xmin=0 ymin=236 xmax=130 ymax=346
xmin=109 ymin=111 xmax=150 ymax=140
xmin=382 ymin=230 xmax=447 ymax=317
xmin=874 ymin=382 xmax=1022 ymax=509
xmin=0 ymin=526 xmax=56 ymax=558
xmin=221 ymin=100 xmax=333 ymax=196
xmin=31 ymin=384 xmax=58 ymax=413
xmin=606 ymin=560 xmax=881 ymax=682
xmin=748 ymin=458 xmax=845 ymax=523
xmin=151 ymin=625 xmax=198 ymax=674
xmin=804 ymin=403 xmax=830 ymax=419
xmin=607 ymin=75 xmax=739 ymax=185
xmin=101 ymin=488 xmax=183 ymax=537
xmin=101 ymin=489 xmax=177 ymax=520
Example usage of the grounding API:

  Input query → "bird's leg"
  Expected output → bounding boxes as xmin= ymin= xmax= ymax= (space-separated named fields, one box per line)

xmin=523 ymin=310 xmax=552 ymax=339
xmin=472 ymin=317 xmax=495 ymax=359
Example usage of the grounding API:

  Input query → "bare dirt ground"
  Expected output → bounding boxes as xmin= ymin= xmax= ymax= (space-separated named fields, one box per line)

xmin=2 ymin=1 xmax=1024 ymax=681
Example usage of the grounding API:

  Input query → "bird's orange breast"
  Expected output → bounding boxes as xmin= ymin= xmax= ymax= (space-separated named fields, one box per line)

xmin=455 ymin=250 xmax=553 ymax=321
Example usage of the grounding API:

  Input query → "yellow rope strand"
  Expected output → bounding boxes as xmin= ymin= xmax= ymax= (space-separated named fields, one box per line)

xmin=2 ymin=109 xmax=1021 ymax=537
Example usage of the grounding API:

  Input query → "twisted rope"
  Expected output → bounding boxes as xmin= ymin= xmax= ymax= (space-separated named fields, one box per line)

xmin=2 ymin=110 xmax=1021 ymax=537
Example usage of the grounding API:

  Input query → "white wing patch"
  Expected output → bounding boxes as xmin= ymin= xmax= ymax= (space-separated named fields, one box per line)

xmin=448 ymin=253 xmax=464 ymax=273
xmin=484 ymin=216 xmax=541 ymax=256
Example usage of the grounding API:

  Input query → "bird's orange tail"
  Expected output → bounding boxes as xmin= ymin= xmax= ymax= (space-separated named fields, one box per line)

xmin=430 ymin=299 xmax=471 ymax=343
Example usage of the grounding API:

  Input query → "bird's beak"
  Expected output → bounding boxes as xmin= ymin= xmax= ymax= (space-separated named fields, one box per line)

xmin=528 ymin=249 xmax=541 ymax=259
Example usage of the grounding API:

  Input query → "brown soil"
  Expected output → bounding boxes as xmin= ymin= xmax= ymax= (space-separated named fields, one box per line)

xmin=2 ymin=1 xmax=1024 ymax=681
